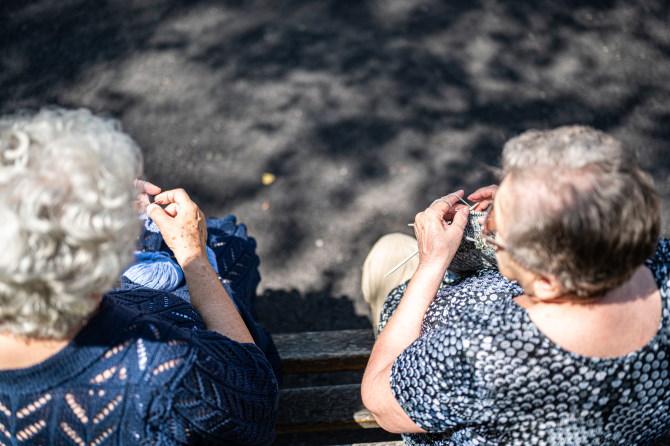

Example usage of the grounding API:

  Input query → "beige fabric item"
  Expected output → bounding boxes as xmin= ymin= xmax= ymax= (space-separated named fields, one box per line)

xmin=361 ymin=233 xmax=419 ymax=335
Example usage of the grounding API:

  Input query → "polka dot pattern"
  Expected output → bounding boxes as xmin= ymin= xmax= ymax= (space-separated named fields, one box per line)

xmin=380 ymin=239 xmax=670 ymax=445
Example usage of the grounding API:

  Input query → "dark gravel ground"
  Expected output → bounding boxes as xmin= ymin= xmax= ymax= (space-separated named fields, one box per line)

xmin=2 ymin=1 xmax=670 ymax=444
xmin=4 ymin=0 xmax=669 ymax=335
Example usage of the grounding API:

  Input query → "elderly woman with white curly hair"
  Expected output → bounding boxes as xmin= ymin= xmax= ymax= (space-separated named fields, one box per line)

xmin=361 ymin=126 xmax=670 ymax=445
xmin=0 ymin=108 xmax=279 ymax=445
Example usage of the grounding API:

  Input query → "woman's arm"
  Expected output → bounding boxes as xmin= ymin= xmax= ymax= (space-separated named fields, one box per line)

xmin=361 ymin=192 xmax=470 ymax=433
xmin=147 ymin=188 xmax=255 ymax=344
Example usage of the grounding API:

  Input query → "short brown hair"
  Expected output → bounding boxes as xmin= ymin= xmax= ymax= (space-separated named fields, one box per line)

xmin=501 ymin=126 xmax=659 ymax=298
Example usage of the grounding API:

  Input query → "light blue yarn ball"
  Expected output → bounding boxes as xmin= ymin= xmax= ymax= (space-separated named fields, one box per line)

xmin=123 ymin=247 xmax=219 ymax=292
xmin=123 ymin=251 xmax=184 ymax=291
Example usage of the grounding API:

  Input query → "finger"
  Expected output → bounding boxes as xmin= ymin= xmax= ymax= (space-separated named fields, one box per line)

xmin=443 ymin=203 xmax=469 ymax=222
xmin=163 ymin=203 xmax=179 ymax=217
xmin=134 ymin=179 xmax=161 ymax=194
xmin=429 ymin=190 xmax=464 ymax=210
xmin=467 ymin=185 xmax=498 ymax=201
xmin=471 ymin=199 xmax=493 ymax=211
xmin=154 ymin=188 xmax=192 ymax=206
xmin=413 ymin=211 xmax=424 ymax=227
xmin=430 ymin=192 xmax=466 ymax=221
xmin=146 ymin=203 xmax=171 ymax=228
xmin=142 ymin=181 xmax=162 ymax=195
xmin=449 ymin=206 xmax=470 ymax=233
xmin=138 ymin=194 xmax=150 ymax=206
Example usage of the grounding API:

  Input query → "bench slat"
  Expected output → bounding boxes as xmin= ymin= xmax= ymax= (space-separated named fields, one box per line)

xmin=277 ymin=384 xmax=378 ymax=433
xmin=275 ymin=329 xmax=375 ymax=374
xmin=339 ymin=443 xmax=404 ymax=446
xmin=334 ymin=443 xmax=404 ymax=446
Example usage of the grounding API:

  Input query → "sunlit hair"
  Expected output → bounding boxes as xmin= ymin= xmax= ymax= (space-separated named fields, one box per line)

xmin=501 ymin=125 xmax=660 ymax=298
xmin=0 ymin=108 xmax=142 ymax=338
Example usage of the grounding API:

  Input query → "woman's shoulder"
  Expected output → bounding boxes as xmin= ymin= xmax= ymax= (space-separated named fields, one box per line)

xmin=652 ymin=237 xmax=670 ymax=260
xmin=401 ymin=294 xmax=530 ymax=374
xmin=646 ymin=238 xmax=670 ymax=290
xmin=649 ymin=238 xmax=670 ymax=265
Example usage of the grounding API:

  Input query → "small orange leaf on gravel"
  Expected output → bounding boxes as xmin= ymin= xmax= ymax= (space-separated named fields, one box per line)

xmin=262 ymin=173 xmax=276 ymax=185
xmin=261 ymin=202 xmax=270 ymax=210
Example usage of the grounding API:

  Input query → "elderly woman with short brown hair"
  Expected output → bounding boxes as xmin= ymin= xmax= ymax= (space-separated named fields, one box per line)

xmin=361 ymin=126 xmax=669 ymax=445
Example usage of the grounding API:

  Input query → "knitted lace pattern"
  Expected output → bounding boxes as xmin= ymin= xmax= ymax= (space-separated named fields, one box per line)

xmin=0 ymin=290 xmax=279 ymax=445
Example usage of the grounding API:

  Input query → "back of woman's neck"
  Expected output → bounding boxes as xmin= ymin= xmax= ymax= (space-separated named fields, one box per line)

xmin=0 ymin=333 xmax=71 ymax=370
xmin=517 ymin=265 xmax=662 ymax=358
xmin=0 ymin=296 xmax=102 ymax=371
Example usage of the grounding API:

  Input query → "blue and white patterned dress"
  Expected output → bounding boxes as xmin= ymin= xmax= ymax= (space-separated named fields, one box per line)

xmin=379 ymin=239 xmax=670 ymax=445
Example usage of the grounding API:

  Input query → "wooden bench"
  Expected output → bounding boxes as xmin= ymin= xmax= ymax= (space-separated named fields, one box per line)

xmin=273 ymin=329 xmax=403 ymax=445
xmin=272 ymin=329 xmax=670 ymax=446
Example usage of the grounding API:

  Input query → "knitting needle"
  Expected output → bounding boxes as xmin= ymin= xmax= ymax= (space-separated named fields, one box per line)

xmin=384 ymin=236 xmax=478 ymax=277
xmin=388 ymin=198 xmax=482 ymax=277
xmin=406 ymin=203 xmax=480 ymax=227
xmin=384 ymin=250 xmax=418 ymax=278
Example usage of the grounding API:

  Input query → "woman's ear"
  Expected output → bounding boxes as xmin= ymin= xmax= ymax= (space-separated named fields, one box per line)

xmin=531 ymin=274 xmax=565 ymax=300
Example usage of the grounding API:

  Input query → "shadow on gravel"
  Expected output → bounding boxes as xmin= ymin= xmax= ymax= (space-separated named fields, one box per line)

xmin=257 ymin=287 xmax=371 ymax=334
xmin=2 ymin=0 xmax=670 ymax=326
xmin=274 ymin=428 xmax=401 ymax=446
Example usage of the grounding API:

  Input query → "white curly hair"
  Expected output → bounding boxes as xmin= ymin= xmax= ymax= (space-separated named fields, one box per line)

xmin=0 ymin=108 xmax=143 ymax=338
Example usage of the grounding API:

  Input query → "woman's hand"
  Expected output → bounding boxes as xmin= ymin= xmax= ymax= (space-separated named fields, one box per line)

xmin=413 ymin=191 xmax=470 ymax=271
xmin=468 ymin=184 xmax=499 ymax=211
xmin=146 ymin=188 xmax=208 ymax=266
xmin=134 ymin=180 xmax=162 ymax=214
xmin=147 ymin=189 xmax=254 ymax=344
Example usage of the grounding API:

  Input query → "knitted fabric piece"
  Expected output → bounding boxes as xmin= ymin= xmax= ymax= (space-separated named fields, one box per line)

xmin=447 ymin=211 xmax=497 ymax=276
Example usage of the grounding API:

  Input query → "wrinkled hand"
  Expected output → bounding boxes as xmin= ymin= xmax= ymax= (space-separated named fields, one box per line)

xmin=146 ymin=188 xmax=208 ymax=266
xmin=413 ymin=190 xmax=470 ymax=270
xmin=134 ymin=180 xmax=162 ymax=214
xmin=468 ymin=184 xmax=499 ymax=211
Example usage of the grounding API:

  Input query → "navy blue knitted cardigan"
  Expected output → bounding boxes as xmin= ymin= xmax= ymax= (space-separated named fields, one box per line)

xmin=0 ymin=215 xmax=280 ymax=445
